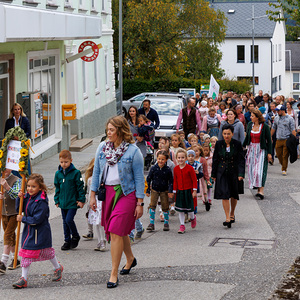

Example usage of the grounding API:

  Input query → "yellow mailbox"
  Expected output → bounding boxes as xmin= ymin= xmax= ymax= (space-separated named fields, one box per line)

xmin=62 ymin=104 xmax=77 ymax=120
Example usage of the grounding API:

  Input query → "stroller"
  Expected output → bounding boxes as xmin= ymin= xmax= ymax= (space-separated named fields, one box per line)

xmin=144 ymin=142 xmax=154 ymax=171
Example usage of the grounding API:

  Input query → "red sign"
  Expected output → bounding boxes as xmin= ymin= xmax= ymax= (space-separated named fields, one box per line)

xmin=78 ymin=41 xmax=99 ymax=62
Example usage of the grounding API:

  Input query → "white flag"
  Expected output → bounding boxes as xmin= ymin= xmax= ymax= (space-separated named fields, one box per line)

xmin=208 ymin=74 xmax=219 ymax=100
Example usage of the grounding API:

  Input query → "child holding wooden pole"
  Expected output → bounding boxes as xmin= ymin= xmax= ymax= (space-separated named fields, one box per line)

xmin=0 ymin=169 xmax=21 ymax=274
xmin=13 ymin=174 xmax=63 ymax=289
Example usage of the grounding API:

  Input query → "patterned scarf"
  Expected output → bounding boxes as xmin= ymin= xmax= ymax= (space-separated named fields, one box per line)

xmin=103 ymin=141 xmax=129 ymax=166
xmin=207 ymin=114 xmax=218 ymax=126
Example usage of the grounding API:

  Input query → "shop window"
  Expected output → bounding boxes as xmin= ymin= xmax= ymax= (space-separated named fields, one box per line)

xmin=279 ymin=75 xmax=281 ymax=91
xmin=28 ymin=54 xmax=57 ymax=146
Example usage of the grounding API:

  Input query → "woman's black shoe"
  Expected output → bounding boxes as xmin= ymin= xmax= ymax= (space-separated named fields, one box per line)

xmin=255 ymin=193 xmax=264 ymax=200
xmin=120 ymin=257 xmax=137 ymax=275
xmin=230 ymin=216 xmax=235 ymax=223
xmin=223 ymin=221 xmax=231 ymax=228
xmin=107 ymin=278 xmax=119 ymax=288
xmin=205 ymin=202 xmax=211 ymax=211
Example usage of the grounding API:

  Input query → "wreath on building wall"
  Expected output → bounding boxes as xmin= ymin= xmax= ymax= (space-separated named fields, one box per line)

xmin=0 ymin=127 xmax=30 ymax=177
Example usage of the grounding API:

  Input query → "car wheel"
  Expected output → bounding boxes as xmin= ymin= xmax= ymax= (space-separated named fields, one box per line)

xmin=122 ymin=107 xmax=127 ymax=117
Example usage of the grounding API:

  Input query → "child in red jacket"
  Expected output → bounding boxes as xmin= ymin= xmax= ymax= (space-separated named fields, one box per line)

xmin=173 ymin=149 xmax=197 ymax=234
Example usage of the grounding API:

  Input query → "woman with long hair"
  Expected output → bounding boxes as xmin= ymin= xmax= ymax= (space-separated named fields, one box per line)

xmin=90 ymin=116 xmax=144 ymax=288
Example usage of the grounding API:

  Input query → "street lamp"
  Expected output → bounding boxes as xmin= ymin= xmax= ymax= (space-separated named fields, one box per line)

xmin=247 ymin=5 xmax=267 ymax=95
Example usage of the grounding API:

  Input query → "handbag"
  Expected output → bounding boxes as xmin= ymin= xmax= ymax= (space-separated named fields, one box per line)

xmin=96 ymin=165 xmax=109 ymax=201
xmin=238 ymin=179 xmax=244 ymax=194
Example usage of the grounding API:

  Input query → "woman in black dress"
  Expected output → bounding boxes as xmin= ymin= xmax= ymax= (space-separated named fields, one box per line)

xmin=211 ymin=124 xmax=245 ymax=228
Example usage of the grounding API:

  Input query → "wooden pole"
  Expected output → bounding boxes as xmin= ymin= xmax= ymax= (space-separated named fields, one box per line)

xmin=0 ymin=172 xmax=4 ymax=230
xmin=14 ymin=174 xmax=26 ymax=269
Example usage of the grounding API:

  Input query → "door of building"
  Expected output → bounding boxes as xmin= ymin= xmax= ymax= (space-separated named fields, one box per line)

xmin=0 ymin=61 xmax=9 ymax=140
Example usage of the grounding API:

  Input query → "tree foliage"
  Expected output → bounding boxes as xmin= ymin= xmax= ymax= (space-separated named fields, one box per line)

xmin=112 ymin=0 xmax=227 ymax=80
xmin=268 ymin=0 xmax=300 ymax=41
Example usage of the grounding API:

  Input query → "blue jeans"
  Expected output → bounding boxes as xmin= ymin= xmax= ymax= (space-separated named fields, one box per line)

xmin=61 ymin=208 xmax=79 ymax=242
xmin=129 ymin=219 xmax=143 ymax=238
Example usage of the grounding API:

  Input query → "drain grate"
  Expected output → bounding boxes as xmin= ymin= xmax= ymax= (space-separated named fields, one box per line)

xmin=209 ymin=238 xmax=277 ymax=249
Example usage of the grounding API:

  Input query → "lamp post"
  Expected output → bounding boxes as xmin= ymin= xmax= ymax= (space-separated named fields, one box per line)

xmin=247 ymin=5 xmax=267 ymax=95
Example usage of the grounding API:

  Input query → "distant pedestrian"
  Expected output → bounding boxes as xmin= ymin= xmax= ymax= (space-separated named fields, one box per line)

xmin=54 ymin=150 xmax=85 ymax=251
xmin=176 ymin=98 xmax=202 ymax=138
xmin=243 ymin=109 xmax=272 ymax=199
xmin=138 ymin=99 xmax=160 ymax=129
xmin=271 ymin=105 xmax=296 ymax=175
xmin=173 ymin=149 xmax=197 ymax=234
xmin=211 ymin=124 xmax=245 ymax=229
xmin=13 ymin=174 xmax=63 ymax=289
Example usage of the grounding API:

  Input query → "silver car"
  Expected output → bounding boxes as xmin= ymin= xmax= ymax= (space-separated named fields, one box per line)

xmin=142 ymin=98 xmax=184 ymax=143
xmin=122 ymin=92 xmax=188 ymax=116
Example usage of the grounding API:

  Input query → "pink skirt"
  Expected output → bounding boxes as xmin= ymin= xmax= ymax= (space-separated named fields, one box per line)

xmin=19 ymin=247 xmax=55 ymax=268
xmin=101 ymin=185 xmax=137 ymax=241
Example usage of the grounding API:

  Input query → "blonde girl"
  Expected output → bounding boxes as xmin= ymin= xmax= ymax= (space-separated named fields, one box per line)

xmin=173 ymin=149 xmax=197 ymax=234
xmin=86 ymin=158 xmax=106 ymax=251
xmin=210 ymin=136 xmax=218 ymax=153
xmin=171 ymin=133 xmax=186 ymax=155
xmin=13 ymin=174 xmax=63 ymax=289
xmin=188 ymin=134 xmax=199 ymax=147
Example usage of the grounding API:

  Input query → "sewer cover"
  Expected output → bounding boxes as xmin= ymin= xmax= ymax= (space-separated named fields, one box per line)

xmin=209 ymin=238 xmax=277 ymax=249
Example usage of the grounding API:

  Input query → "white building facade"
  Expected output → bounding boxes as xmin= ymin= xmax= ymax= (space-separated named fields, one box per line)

xmin=0 ymin=0 xmax=115 ymax=162
xmin=213 ymin=2 xmax=286 ymax=97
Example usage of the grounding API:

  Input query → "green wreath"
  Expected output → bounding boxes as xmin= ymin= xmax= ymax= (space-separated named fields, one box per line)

xmin=0 ymin=126 xmax=30 ymax=177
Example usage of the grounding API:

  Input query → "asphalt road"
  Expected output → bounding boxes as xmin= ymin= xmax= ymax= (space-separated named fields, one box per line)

xmin=1 ymin=139 xmax=300 ymax=300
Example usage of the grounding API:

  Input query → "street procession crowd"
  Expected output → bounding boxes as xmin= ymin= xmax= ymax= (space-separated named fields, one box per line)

xmin=0 ymin=89 xmax=299 ymax=289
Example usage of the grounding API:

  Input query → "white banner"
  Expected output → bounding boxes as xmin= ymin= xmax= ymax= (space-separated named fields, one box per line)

xmin=5 ymin=140 xmax=22 ymax=171
xmin=208 ymin=74 xmax=220 ymax=100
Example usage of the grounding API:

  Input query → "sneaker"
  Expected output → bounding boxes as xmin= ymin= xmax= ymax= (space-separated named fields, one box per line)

xmin=191 ymin=216 xmax=197 ymax=228
xmin=61 ymin=242 xmax=71 ymax=251
xmin=82 ymin=233 xmax=93 ymax=239
xmin=129 ymin=236 xmax=135 ymax=243
xmin=163 ymin=223 xmax=170 ymax=231
xmin=282 ymin=171 xmax=287 ymax=176
xmin=52 ymin=263 xmax=63 ymax=281
xmin=0 ymin=261 xmax=6 ymax=274
xmin=135 ymin=228 xmax=145 ymax=239
xmin=12 ymin=277 xmax=27 ymax=289
xmin=170 ymin=207 xmax=176 ymax=216
xmin=71 ymin=236 xmax=80 ymax=249
xmin=159 ymin=213 xmax=164 ymax=222
xmin=178 ymin=225 xmax=185 ymax=234
xmin=7 ymin=259 xmax=21 ymax=270
xmin=146 ymin=223 xmax=155 ymax=231
xmin=99 ymin=240 xmax=106 ymax=251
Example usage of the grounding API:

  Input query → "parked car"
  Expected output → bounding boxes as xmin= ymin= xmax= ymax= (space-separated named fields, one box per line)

xmin=122 ymin=92 xmax=189 ymax=116
xmin=139 ymin=97 xmax=185 ymax=144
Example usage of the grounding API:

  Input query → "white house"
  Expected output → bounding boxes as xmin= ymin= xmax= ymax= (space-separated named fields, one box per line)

xmin=212 ymin=2 xmax=286 ymax=97
xmin=285 ymin=41 xmax=300 ymax=100
xmin=0 ymin=0 xmax=115 ymax=163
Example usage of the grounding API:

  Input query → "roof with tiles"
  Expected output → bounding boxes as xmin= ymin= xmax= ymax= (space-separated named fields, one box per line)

xmin=285 ymin=42 xmax=300 ymax=71
xmin=212 ymin=2 xmax=278 ymax=38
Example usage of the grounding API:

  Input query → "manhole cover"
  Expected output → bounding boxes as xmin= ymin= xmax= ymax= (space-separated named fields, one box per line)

xmin=209 ymin=238 xmax=277 ymax=249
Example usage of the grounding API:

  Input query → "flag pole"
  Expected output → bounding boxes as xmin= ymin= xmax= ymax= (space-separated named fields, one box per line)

xmin=13 ymin=174 xmax=26 ymax=269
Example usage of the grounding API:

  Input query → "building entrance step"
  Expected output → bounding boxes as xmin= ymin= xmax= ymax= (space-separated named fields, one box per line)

xmin=69 ymin=138 xmax=93 ymax=152
xmin=71 ymin=135 xmax=78 ymax=143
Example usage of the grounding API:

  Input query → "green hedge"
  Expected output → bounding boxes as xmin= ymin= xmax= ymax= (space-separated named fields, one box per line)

xmin=123 ymin=78 xmax=251 ymax=100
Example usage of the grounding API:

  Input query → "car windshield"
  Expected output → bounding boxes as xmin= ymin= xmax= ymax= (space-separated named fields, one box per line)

xmin=150 ymin=101 xmax=182 ymax=116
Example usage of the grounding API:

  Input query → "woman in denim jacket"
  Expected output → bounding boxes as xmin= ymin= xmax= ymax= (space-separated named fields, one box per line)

xmin=90 ymin=116 xmax=145 ymax=289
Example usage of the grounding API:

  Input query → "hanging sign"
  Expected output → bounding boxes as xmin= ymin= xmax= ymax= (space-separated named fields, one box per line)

xmin=78 ymin=41 xmax=100 ymax=62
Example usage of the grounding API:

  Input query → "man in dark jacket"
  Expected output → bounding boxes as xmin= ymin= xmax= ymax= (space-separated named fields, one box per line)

xmin=138 ymin=99 xmax=160 ymax=129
